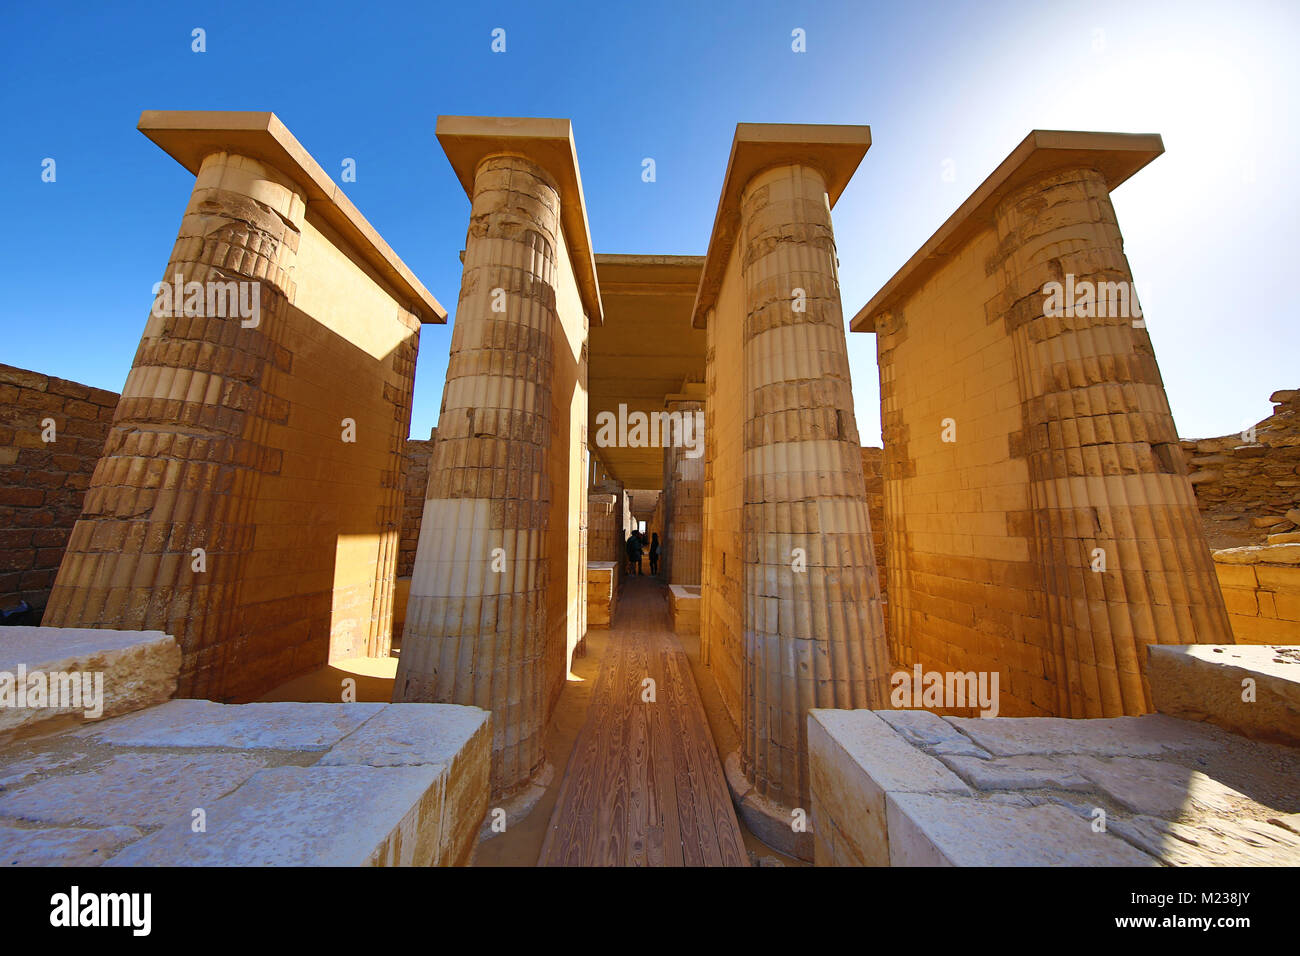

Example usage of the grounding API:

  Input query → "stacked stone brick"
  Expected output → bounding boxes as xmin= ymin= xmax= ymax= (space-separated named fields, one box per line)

xmin=0 ymin=366 xmax=118 ymax=619
xmin=859 ymin=445 xmax=887 ymax=635
xmin=398 ymin=434 xmax=437 ymax=578
xmin=662 ymin=398 xmax=704 ymax=584
xmin=1180 ymin=388 xmax=1300 ymax=540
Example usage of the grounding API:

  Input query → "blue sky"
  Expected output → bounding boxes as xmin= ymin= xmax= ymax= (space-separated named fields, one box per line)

xmin=2 ymin=0 xmax=1296 ymax=445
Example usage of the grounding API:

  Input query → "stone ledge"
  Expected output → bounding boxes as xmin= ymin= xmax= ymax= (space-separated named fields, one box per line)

xmin=0 ymin=701 xmax=491 ymax=866
xmin=1148 ymin=644 xmax=1300 ymax=747
xmin=0 ymin=627 xmax=179 ymax=742
xmin=668 ymin=585 xmax=701 ymax=635
xmin=809 ymin=708 xmax=1300 ymax=866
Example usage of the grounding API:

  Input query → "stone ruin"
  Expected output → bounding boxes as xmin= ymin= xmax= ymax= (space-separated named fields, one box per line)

xmin=0 ymin=111 xmax=1296 ymax=866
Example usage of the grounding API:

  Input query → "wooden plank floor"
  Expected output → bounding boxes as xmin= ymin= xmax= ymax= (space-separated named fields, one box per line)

xmin=538 ymin=575 xmax=748 ymax=867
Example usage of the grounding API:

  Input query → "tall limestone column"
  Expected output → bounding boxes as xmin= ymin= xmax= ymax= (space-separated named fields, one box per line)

xmin=44 ymin=150 xmax=305 ymax=699
xmin=992 ymin=165 xmax=1233 ymax=718
xmin=396 ymin=154 xmax=559 ymax=794
xmin=662 ymin=395 xmax=704 ymax=584
xmin=739 ymin=163 xmax=890 ymax=817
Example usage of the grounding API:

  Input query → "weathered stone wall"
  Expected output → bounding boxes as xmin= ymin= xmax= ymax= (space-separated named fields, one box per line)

xmin=398 ymin=434 xmax=437 ymax=578
xmin=1210 ymin=543 xmax=1300 ymax=644
xmin=0 ymin=366 xmax=118 ymax=621
xmin=860 ymin=445 xmax=887 ymax=634
xmin=700 ymin=243 xmax=746 ymax=735
xmin=1180 ymin=388 xmax=1300 ymax=547
xmin=876 ymin=221 xmax=1043 ymax=714
xmin=662 ymin=400 xmax=703 ymax=584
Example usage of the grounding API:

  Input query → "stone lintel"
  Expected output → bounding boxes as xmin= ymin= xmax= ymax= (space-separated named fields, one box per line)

xmin=137 ymin=110 xmax=447 ymax=324
xmin=664 ymin=381 xmax=706 ymax=405
xmin=594 ymin=254 xmax=705 ymax=298
xmin=436 ymin=115 xmax=605 ymax=327
xmin=691 ymin=123 xmax=872 ymax=329
xmin=849 ymin=129 xmax=1164 ymax=333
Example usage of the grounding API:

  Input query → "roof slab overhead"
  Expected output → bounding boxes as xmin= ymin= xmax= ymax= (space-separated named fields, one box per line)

xmin=850 ymin=129 xmax=1164 ymax=333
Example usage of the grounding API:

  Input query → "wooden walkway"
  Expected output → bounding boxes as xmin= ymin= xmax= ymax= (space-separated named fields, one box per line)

xmin=538 ymin=575 xmax=748 ymax=866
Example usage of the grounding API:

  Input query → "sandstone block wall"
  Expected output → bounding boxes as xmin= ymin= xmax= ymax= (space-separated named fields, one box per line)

xmin=398 ymin=434 xmax=437 ymax=578
xmin=1210 ymin=544 xmax=1300 ymax=645
xmin=701 ymin=244 xmax=747 ymax=736
xmin=662 ymin=399 xmax=704 ymax=585
xmin=0 ymin=366 xmax=118 ymax=620
xmin=1179 ymin=388 xmax=1300 ymax=547
xmin=860 ymin=445 xmax=887 ymax=635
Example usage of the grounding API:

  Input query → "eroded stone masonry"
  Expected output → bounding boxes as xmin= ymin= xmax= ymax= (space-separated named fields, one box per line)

xmin=1 ymin=112 xmax=1296 ymax=867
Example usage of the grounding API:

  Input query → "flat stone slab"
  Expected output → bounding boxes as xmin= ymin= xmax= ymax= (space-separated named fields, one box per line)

xmin=944 ymin=713 xmax=1229 ymax=758
xmin=0 ymin=701 xmax=491 ymax=866
xmin=107 ymin=765 xmax=445 ymax=866
xmin=74 ymin=699 xmax=385 ymax=751
xmin=0 ymin=824 xmax=142 ymax=867
xmin=887 ymin=792 xmax=1158 ymax=866
xmin=1148 ymin=644 xmax=1300 ymax=747
xmin=0 ymin=751 xmax=270 ymax=828
xmin=809 ymin=707 xmax=1300 ymax=867
xmin=320 ymin=702 xmax=488 ymax=768
xmin=0 ymin=627 xmax=179 ymax=740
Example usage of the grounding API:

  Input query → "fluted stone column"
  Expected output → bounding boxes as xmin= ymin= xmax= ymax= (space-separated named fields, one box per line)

xmin=44 ymin=151 xmax=304 ymax=699
xmin=662 ymin=398 xmax=704 ymax=584
xmin=739 ymin=163 xmax=890 ymax=814
xmin=396 ymin=154 xmax=559 ymax=794
xmin=992 ymin=165 xmax=1234 ymax=718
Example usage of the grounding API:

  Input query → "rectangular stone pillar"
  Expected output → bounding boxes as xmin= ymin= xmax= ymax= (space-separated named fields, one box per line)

xmin=662 ymin=393 xmax=704 ymax=585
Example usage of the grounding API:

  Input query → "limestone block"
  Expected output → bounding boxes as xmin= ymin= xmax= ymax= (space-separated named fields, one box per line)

xmin=1068 ymin=755 xmax=1249 ymax=818
xmin=321 ymin=703 xmax=492 ymax=867
xmin=0 ymin=824 xmax=142 ymax=867
xmin=75 ymin=699 xmax=385 ymax=751
xmin=1147 ymin=644 xmax=1300 ymax=747
xmin=876 ymin=709 xmax=990 ymax=758
xmin=0 ymin=627 xmax=178 ymax=740
xmin=668 ymin=585 xmax=701 ymax=635
xmin=107 ymin=764 xmax=451 ymax=866
xmin=943 ymin=713 xmax=1229 ymax=758
xmin=1107 ymin=812 xmax=1300 ymax=866
xmin=886 ymin=792 xmax=1158 ymax=866
xmin=0 ymin=751 xmax=269 ymax=828
xmin=320 ymin=703 xmax=489 ymax=768
xmin=937 ymin=754 xmax=1092 ymax=791
xmin=808 ymin=709 xmax=969 ymax=866
xmin=2 ymin=699 xmax=491 ymax=866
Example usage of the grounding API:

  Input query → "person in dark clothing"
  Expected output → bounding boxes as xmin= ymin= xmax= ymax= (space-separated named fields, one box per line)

xmin=625 ymin=531 xmax=642 ymax=575
xmin=649 ymin=532 xmax=661 ymax=575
